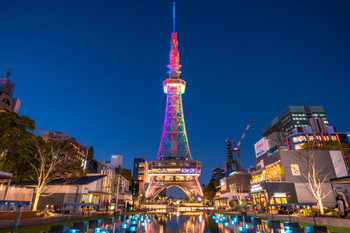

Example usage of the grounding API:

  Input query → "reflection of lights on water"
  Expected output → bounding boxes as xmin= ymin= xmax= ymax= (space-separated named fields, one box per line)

xmin=177 ymin=211 xmax=180 ymax=217
xmin=199 ymin=215 xmax=202 ymax=223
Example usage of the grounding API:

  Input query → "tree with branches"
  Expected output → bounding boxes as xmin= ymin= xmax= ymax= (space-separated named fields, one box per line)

xmin=299 ymin=141 xmax=340 ymax=215
xmin=21 ymin=133 xmax=83 ymax=211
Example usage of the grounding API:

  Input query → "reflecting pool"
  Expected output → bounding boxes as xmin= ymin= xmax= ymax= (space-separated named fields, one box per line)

xmin=110 ymin=212 xmax=269 ymax=233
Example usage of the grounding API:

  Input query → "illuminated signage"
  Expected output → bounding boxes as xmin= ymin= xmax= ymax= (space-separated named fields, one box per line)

xmin=250 ymin=184 xmax=263 ymax=193
xmin=290 ymin=164 xmax=300 ymax=176
xmin=274 ymin=193 xmax=287 ymax=198
xmin=180 ymin=168 xmax=197 ymax=173
xmin=254 ymin=138 xmax=267 ymax=158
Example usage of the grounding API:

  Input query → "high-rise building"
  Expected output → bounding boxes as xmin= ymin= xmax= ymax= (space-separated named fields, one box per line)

xmin=0 ymin=68 xmax=21 ymax=113
xmin=42 ymin=131 xmax=94 ymax=170
xmin=263 ymin=106 xmax=328 ymax=137
xmin=97 ymin=155 xmax=123 ymax=173
xmin=133 ymin=158 xmax=145 ymax=181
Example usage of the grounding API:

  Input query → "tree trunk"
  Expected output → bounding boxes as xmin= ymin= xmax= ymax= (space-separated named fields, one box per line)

xmin=318 ymin=199 xmax=325 ymax=215
xmin=32 ymin=187 xmax=42 ymax=211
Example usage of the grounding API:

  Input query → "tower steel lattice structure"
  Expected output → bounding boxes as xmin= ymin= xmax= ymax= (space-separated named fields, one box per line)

xmin=144 ymin=3 xmax=203 ymax=202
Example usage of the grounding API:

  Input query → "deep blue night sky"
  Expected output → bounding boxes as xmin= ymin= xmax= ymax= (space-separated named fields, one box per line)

xmin=1 ymin=1 xmax=350 ymax=188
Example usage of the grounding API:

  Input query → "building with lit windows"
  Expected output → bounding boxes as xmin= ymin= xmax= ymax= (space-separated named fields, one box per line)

xmin=133 ymin=158 xmax=145 ymax=181
xmin=263 ymin=106 xmax=328 ymax=138
xmin=249 ymin=150 xmax=347 ymax=208
xmin=42 ymin=131 xmax=95 ymax=171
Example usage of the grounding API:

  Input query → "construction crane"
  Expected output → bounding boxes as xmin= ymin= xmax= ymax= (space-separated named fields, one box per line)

xmin=231 ymin=120 xmax=253 ymax=170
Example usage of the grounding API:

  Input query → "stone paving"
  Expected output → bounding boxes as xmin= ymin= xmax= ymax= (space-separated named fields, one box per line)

xmin=217 ymin=211 xmax=350 ymax=228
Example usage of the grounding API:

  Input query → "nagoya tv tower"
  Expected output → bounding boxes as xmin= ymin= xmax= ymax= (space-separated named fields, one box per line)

xmin=157 ymin=2 xmax=191 ymax=160
xmin=144 ymin=2 xmax=203 ymax=201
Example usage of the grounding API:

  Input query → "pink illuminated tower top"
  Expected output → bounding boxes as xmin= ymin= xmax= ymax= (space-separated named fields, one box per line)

xmin=167 ymin=2 xmax=181 ymax=78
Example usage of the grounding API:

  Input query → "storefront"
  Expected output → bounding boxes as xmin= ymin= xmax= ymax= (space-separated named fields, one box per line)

xmin=250 ymin=182 xmax=298 ymax=212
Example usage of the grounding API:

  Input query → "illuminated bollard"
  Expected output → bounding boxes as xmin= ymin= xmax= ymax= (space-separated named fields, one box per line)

xmin=122 ymin=224 xmax=129 ymax=229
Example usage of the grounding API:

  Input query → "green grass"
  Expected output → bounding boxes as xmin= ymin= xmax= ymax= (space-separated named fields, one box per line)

xmin=211 ymin=211 xmax=350 ymax=233
xmin=122 ymin=210 xmax=146 ymax=215
xmin=0 ymin=215 xmax=111 ymax=233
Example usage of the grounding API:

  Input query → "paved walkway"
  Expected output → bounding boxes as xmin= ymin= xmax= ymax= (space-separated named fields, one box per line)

xmin=0 ymin=213 xmax=110 ymax=230
xmin=215 ymin=211 xmax=350 ymax=228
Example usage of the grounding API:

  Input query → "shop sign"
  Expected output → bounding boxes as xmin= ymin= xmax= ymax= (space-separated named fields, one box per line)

xmin=291 ymin=164 xmax=300 ymax=176
xmin=250 ymin=184 xmax=263 ymax=193
xmin=274 ymin=193 xmax=287 ymax=198
xmin=254 ymin=138 xmax=267 ymax=158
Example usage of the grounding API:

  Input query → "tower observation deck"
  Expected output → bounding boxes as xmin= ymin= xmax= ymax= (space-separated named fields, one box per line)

xmin=144 ymin=3 xmax=203 ymax=201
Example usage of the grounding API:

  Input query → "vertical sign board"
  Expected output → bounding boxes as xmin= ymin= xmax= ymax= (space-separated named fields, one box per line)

xmin=254 ymin=138 xmax=267 ymax=158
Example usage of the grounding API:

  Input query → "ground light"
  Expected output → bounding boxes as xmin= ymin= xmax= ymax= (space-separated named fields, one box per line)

xmin=230 ymin=220 xmax=235 ymax=225
xmin=122 ymin=224 xmax=129 ymax=229
xmin=94 ymin=228 xmax=102 ymax=233
xmin=244 ymin=224 xmax=250 ymax=230
xmin=141 ymin=222 xmax=145 ymax=227
xmin=131 ymin=220 xmax=137 ymax=225
xmin=126 ymin=219 xmax=131 ymax=223
xmin=69 ymin=230 xmax=78 ymax=233
xmin=223 ymin=222 xmax=229 ymax=227
xmin=237 ymin=226 xmax=244 ymax=232
xmin=215 ymin=219 xmax=219 ymax=224
xmin=130 ymin=226 xmax=138 ymax=232
xmin=146 ymin=218 xmax=151 ymax=222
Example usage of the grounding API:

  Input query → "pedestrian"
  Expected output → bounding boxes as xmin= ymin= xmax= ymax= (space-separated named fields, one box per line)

xmin=336 ymin=196 xmax=346 ymax=217
xmin=105 ymin=201 xmax=109 ymax=212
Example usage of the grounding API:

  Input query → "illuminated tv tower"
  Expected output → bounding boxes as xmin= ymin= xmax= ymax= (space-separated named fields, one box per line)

xmin=157 ymin=2 xmax=191 ymax=160
xmin=144 ymin=3 xmax=203 ymax=201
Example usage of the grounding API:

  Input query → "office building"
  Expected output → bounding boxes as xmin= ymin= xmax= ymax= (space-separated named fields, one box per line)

xmin=97 ymin=155 xmax=123 ymax=173
xmin=133 ymin=158 xmax=145 ymax=181
xmin=42 ymin=131 xmax=94 ymax=170
xmin=0 ymin=69 xmax=21 ymax=113
xmin=263 ymin=106 xmax=328 ymax=137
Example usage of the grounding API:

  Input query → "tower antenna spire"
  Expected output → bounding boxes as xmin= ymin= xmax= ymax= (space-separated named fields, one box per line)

xmin=173 ymin=2 xmax=175 ymax=32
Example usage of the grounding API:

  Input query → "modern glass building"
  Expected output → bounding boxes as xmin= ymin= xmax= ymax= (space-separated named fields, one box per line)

xmin=263 ymin=106 xmax=329 ymax=137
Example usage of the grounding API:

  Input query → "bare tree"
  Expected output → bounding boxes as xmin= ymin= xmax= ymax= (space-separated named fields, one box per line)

xmin=298 ymin=142 xmax=336 ymax=215
xmin=21 ymin=134 xmax=83 ymax=211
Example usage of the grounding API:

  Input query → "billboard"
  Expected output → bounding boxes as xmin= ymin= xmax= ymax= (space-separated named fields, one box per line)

xmin=254 ymin=138 xmax=267 ymax=158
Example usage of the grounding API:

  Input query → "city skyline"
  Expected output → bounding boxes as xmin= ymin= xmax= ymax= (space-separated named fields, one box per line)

xmin=1 ymin=0 xmax=350 ymax=184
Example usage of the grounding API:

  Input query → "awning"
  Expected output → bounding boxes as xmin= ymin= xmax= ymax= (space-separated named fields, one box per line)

xmin=330 ymin=175 xmax=350 ymax=184
xmin=0 ymin=171 xmax=12 ymax=179
xmin=88 ymin=190 xmax=111 ymax=195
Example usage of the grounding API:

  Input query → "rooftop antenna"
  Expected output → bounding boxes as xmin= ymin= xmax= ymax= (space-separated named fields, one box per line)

xmin=173 ymin=2 xmax=176 ymax=32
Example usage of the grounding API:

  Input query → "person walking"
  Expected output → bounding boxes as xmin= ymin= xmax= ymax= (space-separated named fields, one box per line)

xmin=105 ymin=201 xmax=109 ymax=212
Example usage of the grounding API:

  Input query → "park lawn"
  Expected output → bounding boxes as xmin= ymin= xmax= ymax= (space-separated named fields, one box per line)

xmin=211 ymin=211 xmax=350 ymax=233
